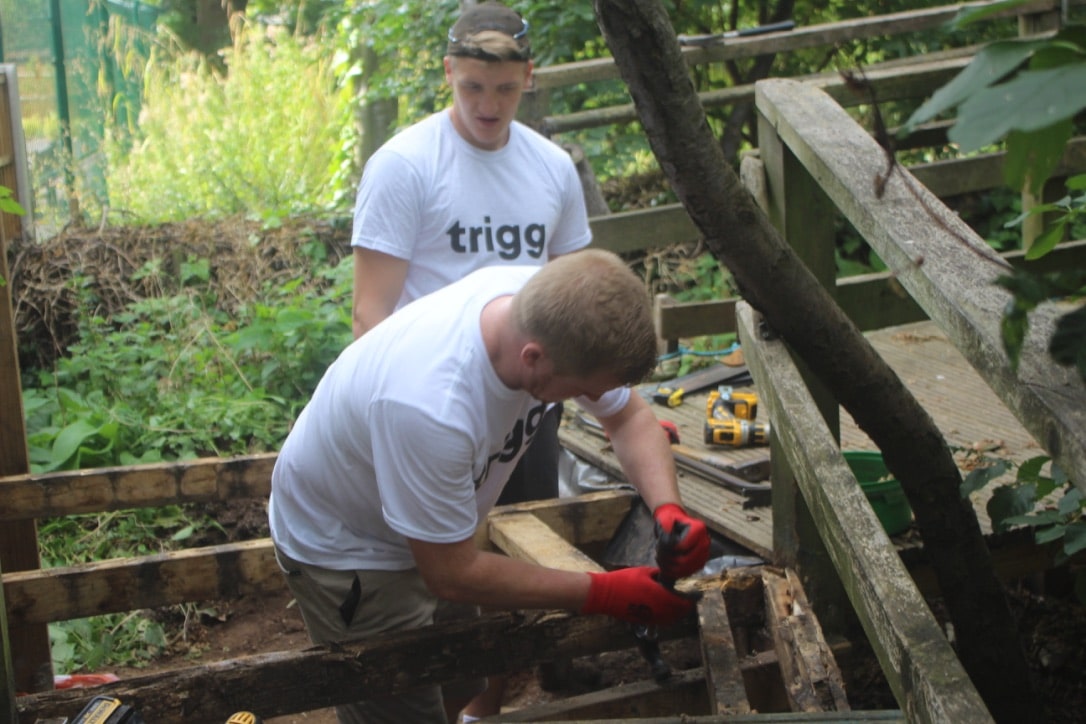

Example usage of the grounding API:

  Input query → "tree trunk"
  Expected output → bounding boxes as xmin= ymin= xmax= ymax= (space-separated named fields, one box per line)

xmin=591 ymin=1 xmax=1040 ymax=722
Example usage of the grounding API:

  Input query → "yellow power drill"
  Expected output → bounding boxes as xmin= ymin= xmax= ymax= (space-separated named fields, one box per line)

xmin=704 ymin=387 xmax=770 ymax=447
xmin=711 ymin=385 xmax=759 ymax=420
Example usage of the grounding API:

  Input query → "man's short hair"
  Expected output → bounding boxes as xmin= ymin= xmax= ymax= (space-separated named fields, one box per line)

xmin=513 ymin=249 xmax=658 ymax=385
xmin=447 ymin=2 xmax=531 ymax=62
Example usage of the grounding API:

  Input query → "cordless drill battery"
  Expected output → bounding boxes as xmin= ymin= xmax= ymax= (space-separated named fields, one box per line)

xmin=68 ymin=696 xmax=145 ymax=724
xmin=712 ymin=385 xmax=759 ymax=420
xmin=704 ymin=387 xmax=770 ymax=447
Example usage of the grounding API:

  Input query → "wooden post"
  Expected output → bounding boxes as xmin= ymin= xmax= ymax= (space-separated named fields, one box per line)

xmin=1 ymin=557 xmax=17 ymax=723
xmin=0 ymin=216 xmax=53 ymax=696
xmin=755 ymin=108 xmax=853 ymax=637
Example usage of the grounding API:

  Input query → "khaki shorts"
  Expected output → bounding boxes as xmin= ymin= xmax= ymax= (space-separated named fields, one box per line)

xmin=274 ymin=546 xmax=485 ymax=723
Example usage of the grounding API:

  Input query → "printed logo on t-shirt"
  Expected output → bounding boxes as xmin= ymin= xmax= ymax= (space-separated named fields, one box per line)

xmin=474 ymin=402 xmax=548 ymax=489
xmin=448 ymin=217 xmax=545 ymax=260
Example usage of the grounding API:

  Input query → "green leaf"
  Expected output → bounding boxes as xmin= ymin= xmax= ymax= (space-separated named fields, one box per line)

xmin=50 ymin=420 xmax=103 ymax=470
xmin=1058 ymin=487 xmax=1084 ymax=516
xmin=948 ymin=0 xmax=1038 ymax=28
xmin=1066 ymin=173 xmax=1086 ymax=191
xmin=960 ymin=460 xmax=1010 ymax=496
xmin=901 ymin=40 xmax=1044 ymax=133
xmin=1016 ymin=456 xmax=1050 ymax=485
xmin=1063 ymin=521 xmax=1086 ymax=557
xmin=950 ymin=64 xmax=1086 ymax=152
xmin=1034 ymin=522 xmax=1067 ymax=544
xmin=1004 ymin=120 xmax=1073 ymax=197
xmin=1025 ymin=220 xmax=1068 ymax=260
xmin=987 ymin=483 xmax=1038 ymax=532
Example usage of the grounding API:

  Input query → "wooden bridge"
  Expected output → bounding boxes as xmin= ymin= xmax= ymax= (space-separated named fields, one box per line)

xmin=3 ymin=1 xmax=1086 ymax=721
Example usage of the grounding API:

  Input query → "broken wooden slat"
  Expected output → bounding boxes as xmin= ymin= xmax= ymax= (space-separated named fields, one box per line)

xmin=697 ymin=587 xmax=751 ymax=715
xmin=762 ymin=568 xmax=849 ymax=712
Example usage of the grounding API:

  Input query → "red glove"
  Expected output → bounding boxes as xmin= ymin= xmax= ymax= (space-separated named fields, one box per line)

xmin=653 ymin=503 xmax=710 ymax=581
xmin=581 ymin=566 xmax=695 ymax=626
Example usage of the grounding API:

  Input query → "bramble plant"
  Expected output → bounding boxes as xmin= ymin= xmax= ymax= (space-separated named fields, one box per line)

xmin=959 ymin=450 xmax=1086 ymax=602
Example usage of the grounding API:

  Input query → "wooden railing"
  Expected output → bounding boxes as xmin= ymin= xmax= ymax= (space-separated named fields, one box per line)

xmin=3 ymin=1 xmax=1085 ymax=720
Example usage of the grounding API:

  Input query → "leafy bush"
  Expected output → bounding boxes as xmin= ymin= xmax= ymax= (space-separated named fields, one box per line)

xmin=105 ymin=25 xmax=354 ymax=223
xmin=960 ymin=451 xmax=1086 ymax=602
xmin=25 ymin=254 xmax=352 ymax=471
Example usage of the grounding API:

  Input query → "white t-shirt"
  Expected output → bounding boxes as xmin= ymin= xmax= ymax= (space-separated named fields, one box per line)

xmin=268 ymin=266 xmax=629 ymax=571
xmin=350 ymin=110 xmax=593 ymax=308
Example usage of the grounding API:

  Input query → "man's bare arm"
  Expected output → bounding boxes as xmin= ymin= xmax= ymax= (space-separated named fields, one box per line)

xmin=352 ymin=247 xmax=410 ymax=338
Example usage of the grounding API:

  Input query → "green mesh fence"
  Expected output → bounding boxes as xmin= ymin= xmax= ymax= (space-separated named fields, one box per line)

xmin=0 ymin=0 xmax=157 ymax=235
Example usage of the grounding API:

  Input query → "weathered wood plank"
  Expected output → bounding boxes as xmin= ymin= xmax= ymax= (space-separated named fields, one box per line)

xmin=534 ymin=0 xmax=1062 ymax=89
xmin=650 ymin=240 xmax=1086 ymax=342
xmin=0 ymin=200 xmax=51 ymax=694
xmin=697 ymin=588 xmax=751 ymax=715
xmin=589 ymin=204 xmax=699 ymax=254
xmin=737 ymin=302 xmax=993 ymax=723
xmin=3 ymin=539 xmax=283 ymax=626
xmin=489 ymin=666 xmax=711 ymax=721
xmin=757 ymin=79 xmax=1086 ymax=488
xmin=762 ymin=568 xmax=849 ymax=713
xmin=4 ymin=491 xmax=633 ymax=627
xmin=545 ymin=55 xmax=971 ymax=136
xmin=15 ymin=610 xmax=695 ymax=723
xmin=0 ymin=453 xmax=277 ymax=521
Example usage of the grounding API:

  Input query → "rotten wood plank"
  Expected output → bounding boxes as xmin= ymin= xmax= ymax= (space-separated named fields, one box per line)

xmin=762 ymin=568 xmax=849 ymax=712
xmin=697 ymin=587 xmax=751 ymax=715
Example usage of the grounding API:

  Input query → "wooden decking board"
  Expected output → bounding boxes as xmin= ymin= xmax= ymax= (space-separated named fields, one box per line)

xmin=559 ymin=320 xmax=1040 ymax=551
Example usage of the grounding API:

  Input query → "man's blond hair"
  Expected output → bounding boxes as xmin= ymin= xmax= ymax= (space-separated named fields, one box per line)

xmin=448 ymin=30 xmax=529 ymax=63
xmin=513 ymin=250 xmax=657 ymax=384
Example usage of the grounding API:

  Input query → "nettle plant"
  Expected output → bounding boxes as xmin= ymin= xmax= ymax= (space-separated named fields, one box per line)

xmin=960 ymin=451 xmax=1086 ymax=601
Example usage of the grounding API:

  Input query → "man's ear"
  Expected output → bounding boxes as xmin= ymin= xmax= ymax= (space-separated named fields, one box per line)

xmin=520 ymin=341 xmax=544 ymax=368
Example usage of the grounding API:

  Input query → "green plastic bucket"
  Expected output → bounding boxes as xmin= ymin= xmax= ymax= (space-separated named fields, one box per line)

xmin=844 ymin=451 xmax=913 ymax=536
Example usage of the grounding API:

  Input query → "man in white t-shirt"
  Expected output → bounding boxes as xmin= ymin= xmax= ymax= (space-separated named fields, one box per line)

xmin=269 ymin=250 xmax=710 ymax=723
xmin=350 ymin=7 xmax=592 ymax=714
xmin=349 ymin=1 xmax=588 ymax=510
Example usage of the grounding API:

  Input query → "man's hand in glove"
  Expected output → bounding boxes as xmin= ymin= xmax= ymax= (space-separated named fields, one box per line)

xmin=653 ymin=503 xmax=710 ymax=581
xmin=581 ymin=566 xmax=695 ymax=626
